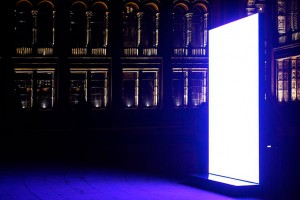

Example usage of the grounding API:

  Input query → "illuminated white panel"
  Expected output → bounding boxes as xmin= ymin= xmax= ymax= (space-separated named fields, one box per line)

xmin=208 ymin=174 xmax=257 ymax=186
xmin=209 ymin=13 xmax=260 ymax=184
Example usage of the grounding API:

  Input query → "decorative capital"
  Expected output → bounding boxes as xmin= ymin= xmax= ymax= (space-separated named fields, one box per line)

xmin=31 ymin=10 xmax=38 ymax=16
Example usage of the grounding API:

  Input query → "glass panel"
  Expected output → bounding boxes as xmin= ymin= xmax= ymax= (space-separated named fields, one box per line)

xmin=123 ymin=5 xmax=138 ymax=47
xmin=15 ymin=72 xmax=33 ymax=109
xmin=141 ymin=6 xmax=156 ymax=48
xmin=277 ymin=60 xmax=284 ymax=102
xmin=191 ymin=7 xmax=204 ymax=48
xmin=36 ymin=71 xmax=54 ymax=109
xmin=91 ymin=5 xmax=106 ymax=48
xmin=141 ymin=71 xmax=157 ymax=108
xmin=70 ymin=72 xmax=87 ymax=106
xmin=291 ymin=59 xmax=297 ymax=101
xmin=90 ymin=71 xmax=108 ymax=108
xmin=37 ymin=2 xmax=53 ymax=47
xmin=183 ymin=70 xmax=189 ymax=105
xmin=189 ymin=70 xmax=206 ymax=107
xmin=15 ymin=3 xmax=33 ymax=48
xmin=173 ymin=6 xmax=186 ymax=48
xmin=297 ymin=58 xmax=300 ymax=100
xmin=172 ymin=68 xmax=206 ymax=108
xmin=122 ymin=71 xmax=138 ymax=108
xmin=283 ymin=59 xmax=290 ymax=102
xmin=70 ymin=3 xmax=87 ymax=48
xmin=172 ymin=70 xmax=184 ymax=107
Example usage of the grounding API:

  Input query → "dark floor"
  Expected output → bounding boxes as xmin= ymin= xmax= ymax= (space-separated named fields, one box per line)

xmin=0 ymin=162 xmax=265 ymax=200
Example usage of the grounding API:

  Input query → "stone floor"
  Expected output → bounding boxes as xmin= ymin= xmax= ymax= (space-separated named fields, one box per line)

xmin=0 ymin=163 xmax=265 ymax=200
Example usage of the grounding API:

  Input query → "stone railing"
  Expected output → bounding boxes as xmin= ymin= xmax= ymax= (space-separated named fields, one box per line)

xmin=174 ymin=48 xmax=188 ymax=56
xmin=91 ymin=48 xmax=107 ymax=56
xmin=71 ymin=48 xmax=87 ymax=56
xmin=191 ymin=48 xmax=207 ymax=56
xmin=292 ymin=32 xmax=300 ymax=41
xmin=124 ymin=48 xmax=139 ymax=56
xmin=16 ymin=47 xmax=32 ymax=55
xmin=142 ymin=48 xmax=158 ymax=56
xmin=37 ymin=48 xmax=54 ymax=56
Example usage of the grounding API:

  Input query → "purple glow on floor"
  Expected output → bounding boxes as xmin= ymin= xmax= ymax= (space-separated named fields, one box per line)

xmin=0 ymin=165 xmax=263 ymax=200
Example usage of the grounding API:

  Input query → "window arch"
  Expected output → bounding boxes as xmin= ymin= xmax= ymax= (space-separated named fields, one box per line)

xmin=277 ymin=0 xmax=287 ymax=44
xmin=191 ymin=4 xmax=208 ymax=56
xmin=90 ymin=2 xmax=108 ymax=49
xmin=141 ymin=3 xmax=158 ymax=48
xmin=15 ymin=1 xmax=33 ymax=51
xmin=173 ymin=4 xmax=187 ymax=49
xmin=37 ymin=1 xmax=55 ymax=52
xmin=70 ymin=2 xmax=88 ymax=49
xmin=123 ymin=3 xmax=139 ymax=48
xmin=276 ymin=0 xmax=300 ymax=44
xmin=246 ymin=0 xmax=257 ymax=16
xmin=287 ymin=0 xmax=300 ymax=41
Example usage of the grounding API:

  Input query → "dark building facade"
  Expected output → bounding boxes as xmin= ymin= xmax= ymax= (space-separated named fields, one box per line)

xmin=0 ymin=0 xmax=211 ymax=172
xmin=0 ymin=0 xmax=300 ymax=196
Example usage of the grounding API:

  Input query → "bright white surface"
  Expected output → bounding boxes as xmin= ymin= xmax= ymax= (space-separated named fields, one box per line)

xmin=208 ymin=13 xmax=260 ymax=184
xmin=208 ymin=174 xmax=258 ymax=186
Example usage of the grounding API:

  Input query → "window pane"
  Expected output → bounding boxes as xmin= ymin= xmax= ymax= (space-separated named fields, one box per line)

xmin=173 ymin=6 xmax=186 ymax=48
xmin=297 ymin=58 xmax=300 ymax=100
xmin=172 ymin=69 xmax=188 ymax=107
xmin=70 ymin=72 xmax=87 ymax=106
xmin=15 ymin=72 xmax=33 ymax=109
xmin=283 ymin=59 xmax=290 ymax=102
xmin=123 ymin=5 xmax=138 ymax=47
xmin=70 ymin=4 xmax=87 ymax=48
xmin=15 ymin=3 xmax=33 ymax=47
xmin=91 ymin=4 xmax=106 ymax=48
xmin=90 ymin=72 xmax=108 ymax=108
xmin=36 ymin=72 xmax=54 ymax=109
xmin=191 ymin=6 xmax=207 ymax=50
xmin=189 ymin=70 xmax=206 ymax=107
xmin=172 ymin=68 xmax=206 ymax=108
xmin=37 ymin=3 xmax=53 ymax=47
xmin=122 ymin=71 xmax=138 ymax=108
xmin=141 ymin=72 xmax=156 ymax=107
xmin=172 ymin=70 xmax=184 ymax=107
xmin=141 ymin=6 xmax=156 ymax=48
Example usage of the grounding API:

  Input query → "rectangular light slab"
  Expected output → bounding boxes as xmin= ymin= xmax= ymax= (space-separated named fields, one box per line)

xmin=208 ymin=13 xmax=261 ymax=185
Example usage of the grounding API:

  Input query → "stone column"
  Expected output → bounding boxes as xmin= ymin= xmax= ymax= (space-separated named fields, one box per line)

xmin=32 ymin=10 xmax=38 ymax=45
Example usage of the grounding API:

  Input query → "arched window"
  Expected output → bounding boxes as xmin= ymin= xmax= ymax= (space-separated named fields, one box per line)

xmin=277 ymin=0 xmax=287 ymax=44
xmin=287 ymin=0 xmax=300 ymax=41
xmin=141 ymin=4 xmax=157 ymax=48
xmin=173 ymin=4 xmax=188 ymax=56
xmin=70 ymin=2 xmax=87 ymax=49
xmin=37 ymin=1 xmax=54 ymax=48
xmin=91 ymin=2 xmax=108 ymax=49
xmin=15 ymin=1 xmax=33 ymax=49
xmin=89 ymin=2 xmax=109 ymax=56
xmin=173 ymin=4 xmax=187 ymax=48
xmin=191 ymin=5 xmax=207 ymax=48
xmin=123 ymin=3 xmax=139 ymax=48
xmin=276 ymin=0 xmax=300 ymax=44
